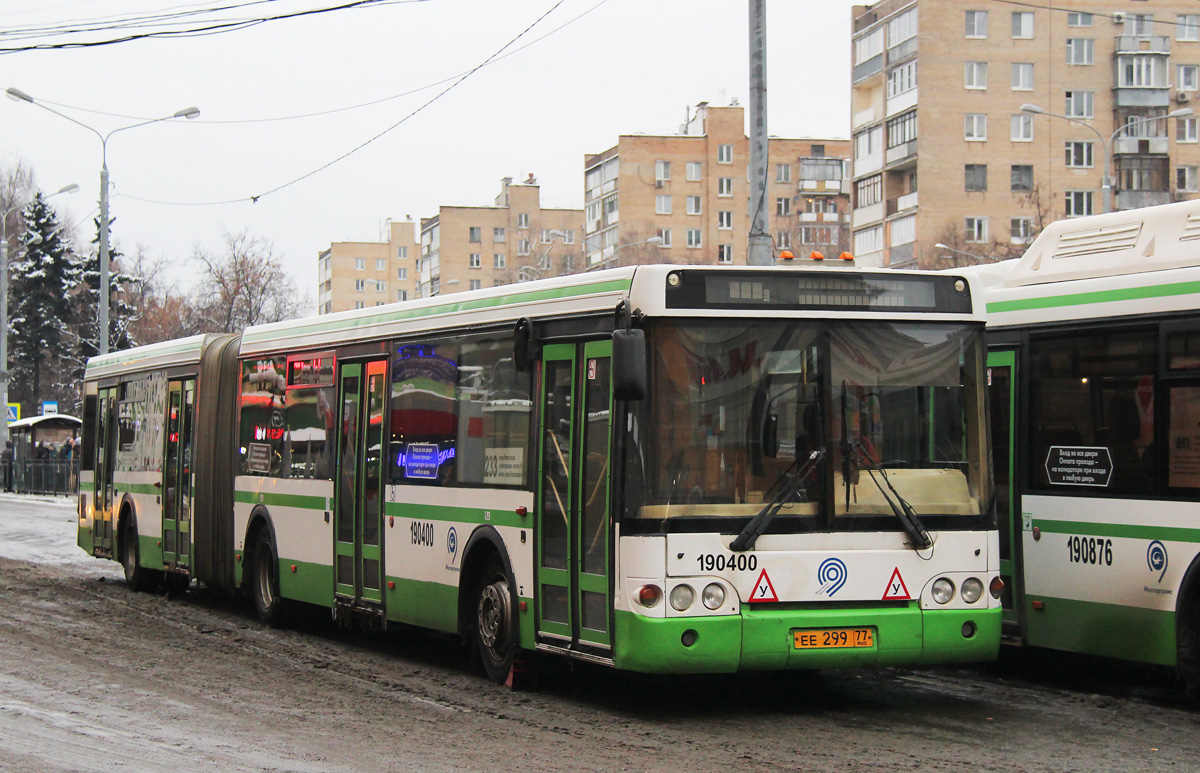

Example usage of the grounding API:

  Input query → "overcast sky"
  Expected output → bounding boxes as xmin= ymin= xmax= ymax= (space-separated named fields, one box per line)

xmin=2 ymin=0 xmax=863 ymax=307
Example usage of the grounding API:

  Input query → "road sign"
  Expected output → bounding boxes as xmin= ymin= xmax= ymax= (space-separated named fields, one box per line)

xmin=40 ymin=401 xmax=58 ymax=416
xmin=5 ymin=403 xmax=18 ymax=423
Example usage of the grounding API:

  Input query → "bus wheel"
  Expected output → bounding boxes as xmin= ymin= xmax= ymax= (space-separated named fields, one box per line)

xmin=252 ymin=531 xmax=285 ymax=627
xmin=1179 ymin=600 xmax=1200 ymax=698
xmin=121 ymin=521 xmax=150 ymax=592
xmin=475 ymin=556 xmax=518 ymax=684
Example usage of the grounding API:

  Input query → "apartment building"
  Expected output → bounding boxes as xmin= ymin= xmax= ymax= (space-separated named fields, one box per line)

xmin=851 ymin=0 xmax=1200 ymax=268
xmin=583 ymin=102 xmax=851 ymax=269
xmin=317 ymin=218 xmax=419 ymax=314
xmin=418 ymin=176 xmax=584 ymax=297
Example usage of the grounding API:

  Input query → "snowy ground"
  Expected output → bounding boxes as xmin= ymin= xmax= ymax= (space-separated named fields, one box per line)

xmin=0 ymin=492 xmax=120 ymax=576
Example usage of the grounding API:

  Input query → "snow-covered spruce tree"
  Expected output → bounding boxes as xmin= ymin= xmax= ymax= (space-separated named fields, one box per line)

xmin=8 ymin=192 xmax=78 ymax=417
xmin=69 ymin=214 xmax=141 ymax=394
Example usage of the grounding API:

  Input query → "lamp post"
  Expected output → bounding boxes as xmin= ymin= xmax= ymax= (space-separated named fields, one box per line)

xmin=1 ymin=183 xmax=79 ymax=452
xmin=6 ymin=88 xmax=199 ymax=354
xmin=586 ymin=236 xmax=665 ymax=271
xmin=934 ymin=242 xmax=1003 ymax=264
xmin=1021 ymin=103 xmax=1194 ymax=214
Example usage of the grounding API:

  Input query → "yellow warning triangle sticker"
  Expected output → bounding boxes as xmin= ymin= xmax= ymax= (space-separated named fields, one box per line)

xmin=882 ymin=567 xmax=911 ymax=601
xmin=748 ymin=568 xmax=779 ymax=603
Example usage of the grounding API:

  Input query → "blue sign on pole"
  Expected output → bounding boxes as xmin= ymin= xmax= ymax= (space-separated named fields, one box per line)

xmin=5 ymin=403 xmax=18 ymax=423
xmin=41 ymin=401 xmax=58 ymax=416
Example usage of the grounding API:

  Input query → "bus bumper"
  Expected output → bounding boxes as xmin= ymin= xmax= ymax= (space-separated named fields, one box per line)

xmin=613 ymin=605 xmax=1001 ymax=674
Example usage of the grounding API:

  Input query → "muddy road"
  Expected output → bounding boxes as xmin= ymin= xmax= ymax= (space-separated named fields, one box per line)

xmin=2 ymin=496 xmax=1199 ymax=771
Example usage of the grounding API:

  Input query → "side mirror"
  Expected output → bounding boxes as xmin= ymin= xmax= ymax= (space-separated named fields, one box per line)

xmin=762 ymin=413 xmax=778 ymax=458
xmin=612 ymin=328 xmax=647 ymax=401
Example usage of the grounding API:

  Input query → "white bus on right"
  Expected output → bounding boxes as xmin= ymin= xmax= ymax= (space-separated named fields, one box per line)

xmin=973 ymin=197 xmax=1200 ymax=695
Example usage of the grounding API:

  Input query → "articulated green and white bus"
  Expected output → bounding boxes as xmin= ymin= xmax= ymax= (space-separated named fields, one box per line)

xmin=975 ymin=197 xmax=1200 ymax=692
xmin=79 ymin=264 xmax=1001 ymax=683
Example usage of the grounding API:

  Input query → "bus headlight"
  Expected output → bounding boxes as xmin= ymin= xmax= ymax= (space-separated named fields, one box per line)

xmin=932 ymin=578 xmax=955 ymax=604
xmin=702 ymin=583 xmax=726 ymax=610
xmin=961 ymin=577 xmax=984 ymax=604
xmin=670 ymin=584 xmax=695 ymax=611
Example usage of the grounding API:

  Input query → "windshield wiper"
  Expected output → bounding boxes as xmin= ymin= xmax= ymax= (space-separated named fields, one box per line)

xmin=731 ymin=447 xmax=825 ymax=552
xmin=846 ymin=441 xmax=932 ymax=551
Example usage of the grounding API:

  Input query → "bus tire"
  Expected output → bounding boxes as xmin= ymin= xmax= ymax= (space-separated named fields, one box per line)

xmin=475 ymin=554 xmax=518 ymax=684
xmin=121 ymin=519 xmax=155 ymax=592
xmin=252 ymin=530 xmax=285 ymax=627
xmin=1179 ymin=594 xmax=1200 ymax=699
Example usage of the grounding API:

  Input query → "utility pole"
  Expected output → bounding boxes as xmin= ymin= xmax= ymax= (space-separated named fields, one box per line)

xmin=747 ymin=0 xmax=773 ymax=266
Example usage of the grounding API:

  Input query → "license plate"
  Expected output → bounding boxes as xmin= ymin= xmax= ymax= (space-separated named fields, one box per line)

xmin=793 ymin=627 xmax=875 ymax=649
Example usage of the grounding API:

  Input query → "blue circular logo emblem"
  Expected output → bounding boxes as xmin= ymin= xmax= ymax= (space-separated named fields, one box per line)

xmin=1147 ymin=540 xmax=1168 ymax=583
xmin=447 ymin=527 xmax=458 ymax=560
xmin=817 ymin=557 xmax=848 ymax=596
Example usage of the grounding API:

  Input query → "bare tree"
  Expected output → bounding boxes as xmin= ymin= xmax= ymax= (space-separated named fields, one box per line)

xmin=125 ymin=245 xmax=200 ymax=344
xmin=190 ymin=230 xmax=308 ymax=333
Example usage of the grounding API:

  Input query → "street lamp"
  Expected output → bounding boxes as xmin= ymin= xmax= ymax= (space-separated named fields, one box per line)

xmin=586 ymin=236 xmax=665 ymax=271
xmin=1021 ymin=103 xmax=1194 ymax=214
xmin=934 ymin=242 xmax=1003 ymax=264
xmin=1 ymin=183 xmax=79 ymax=451
xmin=6 ymin=87 xmax=199 ymax=355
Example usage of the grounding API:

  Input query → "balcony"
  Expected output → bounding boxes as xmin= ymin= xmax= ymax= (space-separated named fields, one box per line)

xmin=1113 ymin=136 xmax=1170 ymax=155
xmin=1117 ymin=191 xmax=1171 ymax=210
xmin=1115 ymin=35 xmax=1170 ymax=54
xmin=885 ymin=139 xmax=917 ymax=167
xmin=886 ymin=191 xmax=918 ymax=215
xmin=852 ymin=202 xmax=885 ymax=228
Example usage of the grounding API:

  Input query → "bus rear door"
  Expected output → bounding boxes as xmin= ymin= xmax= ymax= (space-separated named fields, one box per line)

xmin=988 ymin=348 xmax=1025 ymax=636
xmin=537 ymin=340 xmax=614 ymax=655
xmin=93 ymin=387 xmax=118 ymax=555
xmin=161 ymin=379 xmax=195 ymax=570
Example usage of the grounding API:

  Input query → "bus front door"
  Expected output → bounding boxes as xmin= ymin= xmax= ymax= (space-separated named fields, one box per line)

xmin=333 ymin=360 xmax=387 ymax=615
xmin=161 ymin=379 xmax=195 ymax=570
xmin=537 ymin=340 xmax=614 ymax=654
xmin=93 ymin=387 xmax=117 ymax=555
xmin=987 ymin=349 xmax=1025 ymax=635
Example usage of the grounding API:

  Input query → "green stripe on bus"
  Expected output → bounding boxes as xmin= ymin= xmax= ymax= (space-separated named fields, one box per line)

xmin=118 ymin=483 xmax=159 ymax=496
xmin=1024 ymin=595 xmax=1176 ymax=665
xmin=234 ymin=490 xmax=327 ymax=511
xmin=1034 ymin=518 xmax=1200 ymax=543
xmin=383 ymin=500 xmax=526 ymax=529
xmin=243 ymin=279 xmax=633 ymax=344
xmin=987 ymin=280 xmax=1200 ymax=314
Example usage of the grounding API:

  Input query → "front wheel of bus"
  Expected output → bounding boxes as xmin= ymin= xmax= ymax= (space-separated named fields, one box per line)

xmin=476 ymin=556 xmax=518 ymax=684
xmin=252 ymin=531 xmax=285 ymax=627
xmin=121 ymin=520 xmax=152 ymax=592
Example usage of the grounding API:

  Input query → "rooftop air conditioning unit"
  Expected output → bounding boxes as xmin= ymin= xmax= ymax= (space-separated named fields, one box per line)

xmin=1178 ymin=91 xmax=1192 ymax=103
xmin=1112 ymin=12 xmax=1125 ymax=23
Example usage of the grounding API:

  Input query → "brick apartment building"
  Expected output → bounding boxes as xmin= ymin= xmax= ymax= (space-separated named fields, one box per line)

xmin=583 ymin=102 xmax=851 ymax=269
xmin=851 ymin=0 xmax=1200 ymax=268
xmin=317 ymin=218 xmax=419 ymax=314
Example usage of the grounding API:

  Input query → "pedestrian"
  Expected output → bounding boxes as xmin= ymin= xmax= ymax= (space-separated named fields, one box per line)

xmin=1 ymin=440 xmax=12 ymax=493
xmin=58 ymin=438 xmax=74 ymax=494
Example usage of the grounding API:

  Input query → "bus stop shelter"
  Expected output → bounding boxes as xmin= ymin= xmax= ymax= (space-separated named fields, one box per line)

xmin=6 ymin=413 xmax=81 ymax=495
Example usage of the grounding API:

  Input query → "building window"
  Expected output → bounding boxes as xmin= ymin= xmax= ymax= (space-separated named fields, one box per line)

xmin=773 ymin=231 xmax=789 ymax=250
xmin=1065 ymin=141 xmax=1094 ymax=168
xmin=965 ymin=10 xmax=987 ymax=38
xmin=355 ymin=258 xmax=365 ymax=270
xmin=1180 ymin=64 xmax=1199 ymax=91
xmin=372 ymin=258 xmax=383 ymax=271
xmin=1180 ymin=15 xmax=1200 ymax=42
xmin=518 ymin=240 xmax=530 ymax=256
xmin=397 ymin=246 xmax=407 ymax=259
xmin=562 ymin=230 xmax=574 ymax=244
xmin=854 ymin=226 xmax=883 ymax=255
xmin=1179 ymin=117 xmax=1199 ymax=142
xmin=469 ymin=279 xmax=482 ymax=291
xmin=965 ymin=113 xmax=987 ymax=141
xmin=888 ymin=7 xmax=918 ymax=46
xmin=1011 ymin=11 xmax=1033 ymax=39
xmin=854 ymin=126 xmax=882 ymax=159
xmin=1178 ymin=166 xmax=1199 ymax=192
xmin=887 ymin=110 xmax=917 ymax=147
xmin=1118 ymin=55 xmax=1167 ymax=88
xmin=855 ymin=175 xmax=882 ymax=207
xmin=687 ymin=161 xmax=702 ymax=181
xmin=1011 ymin=62 xmax=1033 ymax=91
xmin=1119 ymin=157 xmax=1168 ymax=191
xmin=718 ymin=144 xmax=732 ymax=164
xmin=1126 ymin=14 xmax=1154 ymax=38
xmin=1065 ymin=38 xmax=1094 ymax=65
xmin=397 ymin=290 xmax=407 ymax=302
xmin=1011 ymin=165 xmax=1034 ymax=192
xmin=517 ymin=213 xmax=529 ymax=228
xmin=1067 ymin=12 xmax=1091 ymax=27
xmin=657 ymin=228 xmax=672 ymax=247
xmin=776 ymin=163 xmax=791 ymax=183
xmin=1065 ymin=91 xmax=1094 ymax=118
xmin=718 ymin=244 xmax=733 ymax=264
xmin=855 ymin=28 xmax=883 ymax=66
xmin=965 ymin=164 xmax=988 ymax=192
xmin=354 ymin=279 xmax=365 ymax=292
xmin=686 ymin=229 xmax=702 ymax=248
xmin=656 ymin=195 xmax=672 ymax=215
xmin=469 ymin=227 xmax=481 ymax=242
xmin=655 ymin=160 xmax=671 ymax=183
xmin=776 ymin=197 xmax=791 ymax=216
xmin=718 ymin=210 xmax=733 ymax=229
xmin=965 ymin=217 xmax=988 ymax=243
xmin=801 ymin=158 xmax=844 ymax=180
xmin=494 ymin=227 xmax=505 ymax=242
xmin=800 ymin=226 xmax=834 ymax=245
xmin=1011 ymin=114 xmax=1033 ymax=142
xmin=1065 ymin=190 xmax=1093 ymax=217
xmin=687 ymin=195 xmax=702 ymax=215
xmin=1011 ymin=217 xmax=1034 ymax=244
xmin=965 ymin=62 xmax=987 ymax=89
xmin=806 ymin=197 xmax=837 ymax=214
xmin=718 ymin=177 xmax=733 ymax=196
xmin=493 ymin=253 xmax=506 ymax=269
xmin=469 ymin=253 xmax=481 ymax=268
xmin=886 ymin=60 xmax=918 ymax=98
xmin=397 ymin=267 xmax=407 ymax=280
xmin=354 ymin=301 xmax=365 ymax=310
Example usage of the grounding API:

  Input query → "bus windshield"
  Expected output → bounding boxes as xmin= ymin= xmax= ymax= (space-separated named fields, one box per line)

xmin=625 ymin=319 xmax=989 ymax=531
